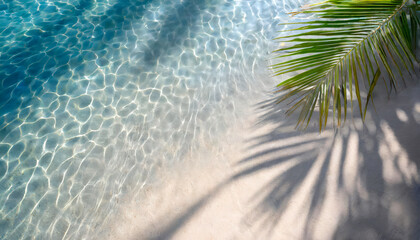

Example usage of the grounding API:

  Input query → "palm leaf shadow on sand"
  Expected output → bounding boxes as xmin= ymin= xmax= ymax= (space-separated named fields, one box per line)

xmin=137 ymin=81 xmax=420 ymax=240
xmin=235 ymin=84 xmax=420 ymax=239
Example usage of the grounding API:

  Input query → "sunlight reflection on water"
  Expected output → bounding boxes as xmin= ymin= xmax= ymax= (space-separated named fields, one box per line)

xmin=0 ymin=0 xmax=303 ymax=238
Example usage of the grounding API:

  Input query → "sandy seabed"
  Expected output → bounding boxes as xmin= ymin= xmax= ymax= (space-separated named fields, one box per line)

xmin=102 ymin=80 xmax=420 ymax=240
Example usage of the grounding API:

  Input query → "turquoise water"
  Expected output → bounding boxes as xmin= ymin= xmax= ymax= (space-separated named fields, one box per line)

xmin=0 ymin=0 xmax=302 ymax=239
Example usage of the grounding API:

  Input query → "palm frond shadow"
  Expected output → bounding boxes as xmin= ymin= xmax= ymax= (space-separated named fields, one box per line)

xmin=237 ymin=82 xmax=420 ymax=239
xmin=230 ymin=97 xmax=334 ymax=238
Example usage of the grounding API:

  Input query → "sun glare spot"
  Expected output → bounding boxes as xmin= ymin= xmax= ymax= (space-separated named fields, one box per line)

xmin=396 ymin=108 xmax=408 ymax=123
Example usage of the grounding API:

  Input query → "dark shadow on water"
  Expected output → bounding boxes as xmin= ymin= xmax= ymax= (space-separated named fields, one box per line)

xmin=143 ymin=0 xmax=212 ymax=66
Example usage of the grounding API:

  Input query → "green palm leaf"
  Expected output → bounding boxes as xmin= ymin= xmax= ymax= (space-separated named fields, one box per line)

xmin=273 ymin=0 xmax=419 ymax=131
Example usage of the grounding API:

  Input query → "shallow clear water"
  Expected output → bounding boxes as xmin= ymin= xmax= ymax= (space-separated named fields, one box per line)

xmin=0 ymin=0 xmax=302 ymax=239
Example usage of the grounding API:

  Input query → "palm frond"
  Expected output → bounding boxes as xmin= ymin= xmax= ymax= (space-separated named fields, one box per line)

xmin=273 ymin=0 xmax=419 ymax=131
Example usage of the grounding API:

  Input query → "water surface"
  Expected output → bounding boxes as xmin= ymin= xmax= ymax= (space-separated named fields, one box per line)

xmin=0 ymin=0 xmax=302 ymax=238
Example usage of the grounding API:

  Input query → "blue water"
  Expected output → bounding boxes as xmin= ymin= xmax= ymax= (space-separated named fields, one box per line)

xmin=0 ymin=0 xmax=302 ymax=239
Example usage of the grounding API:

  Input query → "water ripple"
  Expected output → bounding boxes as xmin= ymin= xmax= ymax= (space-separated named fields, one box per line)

xmin=0 ymin=0 xmax=304 ymax=239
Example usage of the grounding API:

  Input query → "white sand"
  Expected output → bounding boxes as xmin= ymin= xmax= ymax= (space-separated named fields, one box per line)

xmin=102 ymin=81 xmax=420 ymax=240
